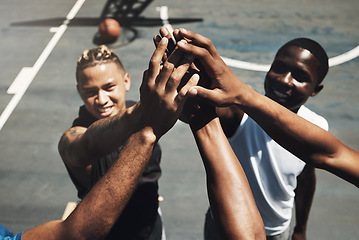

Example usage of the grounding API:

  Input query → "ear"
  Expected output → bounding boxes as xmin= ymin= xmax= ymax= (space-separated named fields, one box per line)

xmin=124 ymin=72 xmax=131 ymax=91
xmin=311 ymin=83 xmax=323 ymax=96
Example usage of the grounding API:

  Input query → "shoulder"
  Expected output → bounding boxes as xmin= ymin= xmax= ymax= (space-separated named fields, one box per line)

xmin=217 ymin=105 xmax=245 ymax=138
xmin=298 ymin=105 xmax=328 ymax=131
xmin=61 ymin=126 xmax=87 ymax=142
xmin=228 ymin=113 xmax=266 ymax=143
xmin=58 ymin=126 xmax=87 ymax=155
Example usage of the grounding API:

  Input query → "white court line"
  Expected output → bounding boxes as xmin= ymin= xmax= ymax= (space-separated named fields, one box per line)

xmin=328 ymin=45 xmax=359 ymax=67
xmin=158 ymin=6 xmax=174 ymax=37
xmin=0 ymin=0 xmax=86 ymax=131
xmin=158 ymin=5 xmax=359 ymax=72
xmin=221 ymin=57 xmax=270 ymax=72
xmin=223 ymin=44 xmax=359 ymax=71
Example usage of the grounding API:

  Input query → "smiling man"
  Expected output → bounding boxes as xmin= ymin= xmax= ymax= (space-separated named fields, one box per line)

xmin=264 ymin=39 xmax=325 ymax=113
xmin=205 ymin=38 xmax=329 ymax=240
xmin=58 ymin=45 xmax=163 ymax=240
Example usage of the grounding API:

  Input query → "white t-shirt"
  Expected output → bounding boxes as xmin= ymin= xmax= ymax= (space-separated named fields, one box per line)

xmin=228 ymin=105 xmax=328 ymax=236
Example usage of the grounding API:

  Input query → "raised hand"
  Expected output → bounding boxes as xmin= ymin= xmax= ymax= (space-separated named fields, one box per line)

xmin=175 ymin=29 xmax=251 ymax=108
xmin=139 ymin=37 xmax=199 ymax=138
xmin=153 ymin=27 xmax=177 ymax=63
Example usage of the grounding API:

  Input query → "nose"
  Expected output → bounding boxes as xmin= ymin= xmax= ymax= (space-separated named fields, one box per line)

xmin=96 ymin=90 xmax=109 ymax=105
xmin=278 ymin=72 xmax=293 ymax=87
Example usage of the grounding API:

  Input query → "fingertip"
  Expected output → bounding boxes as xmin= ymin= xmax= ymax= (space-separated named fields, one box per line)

xmin=192 ymin=73 xmax=200 ymax=83
xmin=173 ymin=29 xmax=182 ymax=42
xmin=189 ymin=87 xmax=198 ymax=96
xmin=188 ymin=74 xmax=200 ymax=96
xmin=153 ymin=35 xmax=161 ymax=44
xmin=160 ymin=37 xmax=168 ymax=45
xmin=177 ymin=39 xmax=188 ymax=47
xmin=160 ymin=27 xmax=169 ymax=37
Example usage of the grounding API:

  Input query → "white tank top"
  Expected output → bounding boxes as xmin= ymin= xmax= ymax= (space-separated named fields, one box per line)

xmin=228 ymin=105 xmax=328 ymax=236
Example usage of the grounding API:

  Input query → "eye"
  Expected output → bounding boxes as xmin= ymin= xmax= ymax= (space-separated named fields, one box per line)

xmin=84 ymin=90 xmax=97 ymax=97
xmin=291 ymin=70 xmax=310 ymax=83
xmin=270 ymin=61 xmax=287 ymax=74
xmin=104 ymin=85 xmax=116 ymax=91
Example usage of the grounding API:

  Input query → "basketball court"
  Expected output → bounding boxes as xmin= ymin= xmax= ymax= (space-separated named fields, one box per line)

xmin=0 ymin=0 xmax=358 ymax=239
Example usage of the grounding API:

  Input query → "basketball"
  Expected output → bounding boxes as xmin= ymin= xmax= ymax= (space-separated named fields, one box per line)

xmin=98 ymin=18 xmax=121 ymax=43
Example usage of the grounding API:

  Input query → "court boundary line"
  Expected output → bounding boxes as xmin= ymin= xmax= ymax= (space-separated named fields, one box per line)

xmin=158 ymin=5 xmax=359 ymax=72
xmin=2 ymin=3 xmax=358 ymax=131
xmin=0 ymin=0 xmax=86 ymax=131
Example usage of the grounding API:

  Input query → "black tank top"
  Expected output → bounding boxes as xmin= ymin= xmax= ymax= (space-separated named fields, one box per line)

xmin=67 ymin=101 xmax=162 ymax=239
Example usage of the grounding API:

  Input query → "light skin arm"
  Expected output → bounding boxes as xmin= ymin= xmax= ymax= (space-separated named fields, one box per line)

xmin=58 ymin=30 xmax=194 ymax=188
xmin=58 ymin=82 xmax=144 ymax=189
xmin=58 ymin=101 xmax=141 ymax=169
xmin=21 ymin=36 xmax=199 ymax=240
xmin=175 ymin=28 xmax=359 ymax=187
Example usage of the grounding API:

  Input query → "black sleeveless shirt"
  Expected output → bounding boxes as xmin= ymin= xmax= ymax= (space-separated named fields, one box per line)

xmin=67 ymin=101 xmax=162 ymax=239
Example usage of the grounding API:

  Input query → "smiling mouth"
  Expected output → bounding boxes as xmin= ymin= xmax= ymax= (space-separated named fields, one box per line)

xmin=273 ymin=89 xmax=289 ymax=99
xmin=97 ymin=106 xmax=113 ymax=114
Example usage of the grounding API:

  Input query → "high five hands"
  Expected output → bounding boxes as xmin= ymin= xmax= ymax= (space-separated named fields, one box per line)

xmin=140 ymin=34 xmax=201 ymax=137
xmin=153 ymin=27 xmax=251 ymax=130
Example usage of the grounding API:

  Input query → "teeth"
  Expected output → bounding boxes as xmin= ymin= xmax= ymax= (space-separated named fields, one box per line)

xmin=273 ymin=89 xmax=288 ymax=99
xmin=98 ymin=106 xmax=112 ymax=113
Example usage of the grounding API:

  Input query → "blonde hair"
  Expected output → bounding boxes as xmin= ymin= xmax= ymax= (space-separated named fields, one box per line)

xmin=76 ymin=45 xmax=124 ymax=81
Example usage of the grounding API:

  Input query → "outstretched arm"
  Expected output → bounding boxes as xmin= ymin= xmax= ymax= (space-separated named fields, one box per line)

xmin=179 ymin=84 xmax=265 ymax=239
xmin=191 ymin=116 xmax=265 ymax=240
xmin=58 ymin=101 xmax=142 ymax=169
xmin=176 ymin=28 xmax=359 ymax=187
xmin=21 ymin=36 xmax=199 ymax=240
xmin=24 ymin=127 xmax=157 ymax=240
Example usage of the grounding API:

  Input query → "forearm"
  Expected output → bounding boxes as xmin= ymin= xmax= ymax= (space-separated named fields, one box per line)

xmin=192 ymin=117 xmax=265 ymax=240
xmin=70 ymin=126 xmax=156 ymax=237
xmin=175 ymin=27 xmax=357 ymax=185
xmin=82 ymin=103 xmax=144 ymax=158
xmin=293 ymin=166 xmax=316 ymax=236
xmin=26 ymin=127 xmax=157 ymax=240
xmin=23 ymin=33 xmax=197 ymax=239
xmin=235 ymin=86 xmax=359 ymax=186
xmin=234 ymin=84 xmax=334 ymax=162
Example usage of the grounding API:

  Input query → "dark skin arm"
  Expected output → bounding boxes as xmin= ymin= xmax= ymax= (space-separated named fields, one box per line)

xmin=175 ymin=28 xmax=359 ymax=187
xmin=164 ymin=49 xmax=265 ymax=238
xmin=293 ymin=165 xmax=316 ymax=240
xmin=192 ymin=117 xmax=265 ymax=240
xmin=153 ymin=28 xmax=265 ymax=237
xmin=173 ymin=29 xmax=315 ymax=239
xmin=216 ymin=105 xmax=244 ymax=138
xmin=20 ymin=36 xmax=199 ymax=240
xmin=24 ymin=128 xmax=157 ymax=240
xmin=58 ymin=30 xmax=196 ymax=190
